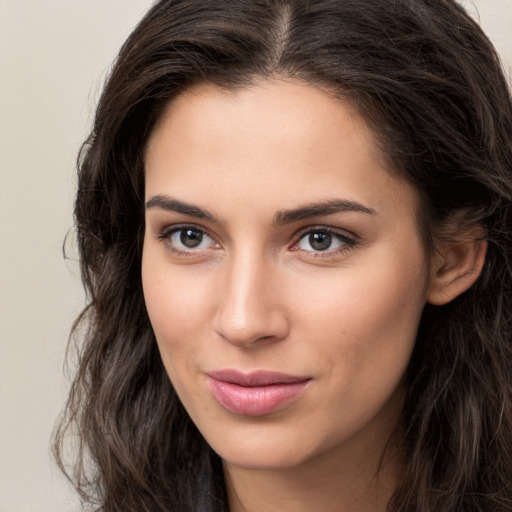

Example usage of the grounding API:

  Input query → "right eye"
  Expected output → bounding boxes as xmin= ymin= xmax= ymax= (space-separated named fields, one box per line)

xmin=158 ymin=226 xmax=218 ymax=254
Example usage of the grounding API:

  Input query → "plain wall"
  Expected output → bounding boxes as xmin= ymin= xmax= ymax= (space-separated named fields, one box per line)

xmin=0 ymin=1 xmax=510 ymax=511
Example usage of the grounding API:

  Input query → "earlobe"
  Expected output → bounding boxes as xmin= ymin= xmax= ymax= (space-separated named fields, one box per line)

xmin=427 ymin=237 xmax=487 ymax=306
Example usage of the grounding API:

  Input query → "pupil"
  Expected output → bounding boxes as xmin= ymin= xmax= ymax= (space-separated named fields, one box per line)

xmin=180 ymin=229 xmax=203 ymax=248
xmin=309 ymin=232 xmax=332 ymax=251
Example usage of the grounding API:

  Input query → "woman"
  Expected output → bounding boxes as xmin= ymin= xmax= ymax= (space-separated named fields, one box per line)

xmin=54 ymin=0 xmax=512 ymax=511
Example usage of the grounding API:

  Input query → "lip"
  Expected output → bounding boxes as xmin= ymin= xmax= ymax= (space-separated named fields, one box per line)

xmin=206 ymin=369 xmax=311 ymax=416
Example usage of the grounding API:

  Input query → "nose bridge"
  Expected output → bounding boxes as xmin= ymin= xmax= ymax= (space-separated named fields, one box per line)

xmin=214 ymin=247 xmax=288 ymax=346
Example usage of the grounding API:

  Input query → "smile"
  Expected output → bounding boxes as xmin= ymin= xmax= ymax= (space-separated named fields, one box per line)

xmin=206 ymin=370 xmax=311 ymax=416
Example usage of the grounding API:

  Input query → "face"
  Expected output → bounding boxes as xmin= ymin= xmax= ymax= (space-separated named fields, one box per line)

xmin=142 ymin=81 xmax=432 ymax=472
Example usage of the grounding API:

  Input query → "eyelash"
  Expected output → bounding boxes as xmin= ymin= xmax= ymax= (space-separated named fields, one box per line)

xmin=156 ymin=224 xmax=218 ymax=258
xmin=290 ymin=226 xmax=357 ymax=258
xmin=156 ymin=224 xmax=357 ymax=259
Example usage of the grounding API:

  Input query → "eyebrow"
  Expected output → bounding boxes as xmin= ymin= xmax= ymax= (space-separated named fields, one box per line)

xmin=145 ymin=195 xmax=218 ymax=222
xmin=145 ymin=195 xmax=376 ymax=224
xmin=273 ymin=199 xmax=376 ymax=224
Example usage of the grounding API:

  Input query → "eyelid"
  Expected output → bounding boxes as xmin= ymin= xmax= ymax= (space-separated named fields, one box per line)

xmin=157 ymin=223 xmax=204 ymax=239
xmin=156 ymin=223 xmax=220 ymax=255
xmin=154 ymin=222 xmax=358 ymax=259
xmin=292 ymin=225 xmax=358 ymax=244
xmin=289 ymin=225 xmax=358 ymax=255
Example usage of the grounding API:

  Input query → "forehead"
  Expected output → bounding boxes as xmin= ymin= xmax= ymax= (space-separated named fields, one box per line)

xmin=144 ymin=80 xmax=420 ymax=222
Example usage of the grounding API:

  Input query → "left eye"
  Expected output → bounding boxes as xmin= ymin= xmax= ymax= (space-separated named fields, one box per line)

xmin=168 ymin=227 xmax=216 ymax=250
xmin=296 ymin=230 xmax=352 ymax=252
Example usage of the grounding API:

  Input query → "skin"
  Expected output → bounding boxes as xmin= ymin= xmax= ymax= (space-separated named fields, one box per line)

xmin=142 ymin=80 xmax=485 ymax=511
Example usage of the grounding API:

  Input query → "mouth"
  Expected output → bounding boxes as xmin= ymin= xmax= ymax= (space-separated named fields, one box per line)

xmin=206 ymin=369 xmax=311 ymax=416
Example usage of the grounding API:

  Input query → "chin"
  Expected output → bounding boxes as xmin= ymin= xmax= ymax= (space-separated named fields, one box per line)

xmin=219 ymin=445 xmax=311 ymax=471
xmin=199 ymin=420 xmax=326 ymax=472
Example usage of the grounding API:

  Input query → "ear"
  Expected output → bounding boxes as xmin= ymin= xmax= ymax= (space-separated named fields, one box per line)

xmin=427 ymin=232 xmax=487 ymax=306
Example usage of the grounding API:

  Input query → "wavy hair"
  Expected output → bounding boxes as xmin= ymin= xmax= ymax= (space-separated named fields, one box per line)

xmin=53 ymin=1 xmax=512 ymax=510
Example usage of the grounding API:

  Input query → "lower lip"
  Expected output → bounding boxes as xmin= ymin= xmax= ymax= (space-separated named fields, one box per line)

xmin=207 ymin=377 xmax=309 ymax=416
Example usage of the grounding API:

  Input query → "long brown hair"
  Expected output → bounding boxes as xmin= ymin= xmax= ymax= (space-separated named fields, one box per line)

xmin=54 ymin=1 xmax=512 ymax=510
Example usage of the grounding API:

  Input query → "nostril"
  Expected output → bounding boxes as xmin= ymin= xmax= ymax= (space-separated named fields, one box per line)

xmin=214 ymin=311 xmax=290 ymax=348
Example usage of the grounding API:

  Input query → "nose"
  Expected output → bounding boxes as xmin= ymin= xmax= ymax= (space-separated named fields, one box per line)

xmin=213 ymin=252 xmax=290 ymax=348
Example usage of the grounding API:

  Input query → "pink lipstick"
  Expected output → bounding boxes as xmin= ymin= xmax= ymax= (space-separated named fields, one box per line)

xmin=206 ymin=369 xmax=310 ymax=416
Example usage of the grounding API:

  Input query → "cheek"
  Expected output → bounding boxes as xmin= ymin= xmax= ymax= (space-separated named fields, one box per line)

xmin=292 ymin=244 xmax=429 ymax=384
xmin=142 ymin=267 xmax=211 ymax=421
xmin=141 ymin=247 xmax=214 ymax=369
xmin=142 ymin=231 xmax=212 ymax=321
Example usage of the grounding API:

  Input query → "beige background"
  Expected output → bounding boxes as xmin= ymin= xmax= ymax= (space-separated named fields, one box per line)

xmin=0 ymin=1 xmax=510 ymax=511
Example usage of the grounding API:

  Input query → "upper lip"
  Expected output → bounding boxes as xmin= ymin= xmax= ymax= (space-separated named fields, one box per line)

xmin=206 ymin=369 xmax=311 ymax=387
